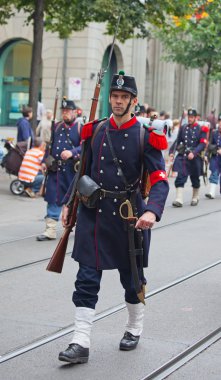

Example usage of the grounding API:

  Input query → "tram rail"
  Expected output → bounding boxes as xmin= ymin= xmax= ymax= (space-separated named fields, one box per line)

xmin=1 ymin=208 xmax=221 ymax=275
xmin=140 ymin=327 xmax=221 ymax=380
xmin=0 ymin=259 xmax=220 ymax=364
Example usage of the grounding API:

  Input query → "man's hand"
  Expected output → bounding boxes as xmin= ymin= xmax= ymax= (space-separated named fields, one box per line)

xmin=204 ymin=156 xmax=208 ymax=163
xmin=61 ymin=150 xmax=73 ymax=160
xmin=217 ymin=148 xmax=221 ymax=155
xmin=62 ymin=205 xmax=69 ymax=227
xmin=188 ymin=152 xmax=194 ymax=160
xmin=135 ymin=211 xmax=156 ymax=230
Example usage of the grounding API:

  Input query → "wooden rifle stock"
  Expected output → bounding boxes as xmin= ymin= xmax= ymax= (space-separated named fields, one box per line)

xmin=46 ymin=197 xmax=78 ymax=273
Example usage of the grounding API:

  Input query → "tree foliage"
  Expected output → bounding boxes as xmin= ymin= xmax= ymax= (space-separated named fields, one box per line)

xmin=0 ymin=0 xmax=199 ymax=41
xmin=0 ymin=0 xmax=205 ymax=127
xmin=154 ymin=0 xmax=221 ymax=81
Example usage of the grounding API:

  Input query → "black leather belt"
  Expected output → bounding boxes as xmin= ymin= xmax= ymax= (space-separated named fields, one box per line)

xmin=57 ymin=159 xmax=72 ymax=166
xmin=100 ymin=189 xmax=135 ymax=199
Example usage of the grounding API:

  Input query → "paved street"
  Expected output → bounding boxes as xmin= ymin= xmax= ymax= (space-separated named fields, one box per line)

xmin=0 ymin=165 xmax=221 ymax=379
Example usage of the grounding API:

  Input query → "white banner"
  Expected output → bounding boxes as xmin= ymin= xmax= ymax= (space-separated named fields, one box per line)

xmin=68 ymin=77 xmax=82 ymax=101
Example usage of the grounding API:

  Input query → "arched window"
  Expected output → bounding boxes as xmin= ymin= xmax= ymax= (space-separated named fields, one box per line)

xmin=0 ymin=39 xmax=42 ymax=126
xmin=99 ymin=46 xmax=117 ymax=119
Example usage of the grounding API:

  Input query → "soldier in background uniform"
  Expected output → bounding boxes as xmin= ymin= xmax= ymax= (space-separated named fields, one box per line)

xmin=205 ymin=113 xmax=221 ymax=199
xmin=170 ymin=108 xmax=208 ymax=207
xmin=58 ymin=72 xmax=169 ymax=364
xmin=36 ymin=99 xmax=82 ymax=241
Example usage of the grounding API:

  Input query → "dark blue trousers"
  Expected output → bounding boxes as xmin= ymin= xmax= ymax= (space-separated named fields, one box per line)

xmin=73 ymin=264 xmax=146 ymax=309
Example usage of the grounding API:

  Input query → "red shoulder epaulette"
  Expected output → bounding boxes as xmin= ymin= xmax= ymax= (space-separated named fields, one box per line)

xmin=81 ymin=118 xmax=107 ymax=141
xmin=201 ymin=125 xmax=209 ymax=133
xmin=81 ymin=121 xmax=94 ymax=140
xmin=148 ymin=130 xmax=168 ymax=150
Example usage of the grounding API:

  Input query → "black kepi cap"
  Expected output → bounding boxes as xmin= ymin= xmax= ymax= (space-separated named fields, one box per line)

xmin=110 ymin=70 xmax=138 ymax=96
xmin=188 ymin=108 xmax=197 ymax=116
xmin=61 ymin=97 xmax=76 ymax=110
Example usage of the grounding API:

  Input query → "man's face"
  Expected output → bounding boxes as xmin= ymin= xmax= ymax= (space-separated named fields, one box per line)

xmin=109 ymin=91 xmax=137 ymax=117
xmin=188 ymin=115 xmax=196 ymax=125
xmin=62 ymin=108 xmax=75 ymax=123
xmin=28 ymin=111 xmax=33 ymax=120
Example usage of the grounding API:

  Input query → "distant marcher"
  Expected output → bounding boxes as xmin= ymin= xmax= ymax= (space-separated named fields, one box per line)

xmin=36 ymin=109 xmax=53 ymax=144
xmin=36 ymin=98 xmax=82 ymax=241
xmin=135 ymin=104 xmax=147 ymax=117
xmin=170 ymin=108 xmax=208 ymax=207
xmin=18 ymin=137 xmax=45 ymax=197
xmin=16 ymin=106 xmax=34 ymax=144
xmin=205 ymin=113 xmax=221 ymax=199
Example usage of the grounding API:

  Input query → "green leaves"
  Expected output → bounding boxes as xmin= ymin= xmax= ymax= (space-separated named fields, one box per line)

xmin=155 ymin=0 xmax=221 ymax=82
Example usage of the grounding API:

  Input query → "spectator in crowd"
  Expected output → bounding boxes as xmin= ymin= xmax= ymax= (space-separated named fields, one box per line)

xmin=36 ymin=109 xmax=53 ymax=144
xmin=159 ymin=110 xmax=166 ymax=120
xmin=37 ymin=100 xmax=45 ymax=125
xmin=180 ymin=109 xmax=188 ymax=126
xmin=146 ymin=107 xmax=156 ymax=118
xmin=18 ymin=137 xmax=45 ymax=198
xmin=16 ymin=106 xmax=34 ymax=143
xmin=206 ymin=108 xmax=217 ymax=131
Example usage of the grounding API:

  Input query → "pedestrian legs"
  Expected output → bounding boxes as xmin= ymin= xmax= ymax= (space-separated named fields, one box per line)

xmin=205 ymin=170 xmax=219 ymax=199
xmin=36 ymin=203 xmax=62 ymax=241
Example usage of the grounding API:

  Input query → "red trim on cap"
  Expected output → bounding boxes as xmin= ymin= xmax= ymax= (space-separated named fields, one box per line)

xmin=200 ymin=138 xmax=207 ymax=144
xmin=149 ymin=170 xmax=168 ymax=186
xmin=149 ymin=131 xmax=168 ymax=150
xmin=81 ymin=122 xmax=93 ymax=140
xmin=201 ymin=125 xmax=209 ymax=133
xmin=110 ymin=115 xmax=137 ymax=130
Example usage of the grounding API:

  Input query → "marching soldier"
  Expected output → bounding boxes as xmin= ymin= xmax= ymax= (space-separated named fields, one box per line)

xmin=37 ymin=99 xmax=82 ymax=241
xmin=58 ymin=72 xmax=169 ymax=364
xmin=170 ymin=108 xmax=208 ymax=207
xmin=205 ymin=113 xmax=221 ymax=199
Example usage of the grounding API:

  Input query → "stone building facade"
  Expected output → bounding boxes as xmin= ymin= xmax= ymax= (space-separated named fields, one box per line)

xmin=0 ymin=11 xmax=221 ymax=126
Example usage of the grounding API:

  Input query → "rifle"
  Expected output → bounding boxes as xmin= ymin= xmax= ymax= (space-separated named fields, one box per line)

xmin=46 ymin=13 xmax=122 ymax=273
xmin=167 ymin=107 xmax=185 ymax=177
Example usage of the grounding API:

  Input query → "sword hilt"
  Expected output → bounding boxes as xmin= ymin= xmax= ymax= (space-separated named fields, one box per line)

xmin=119 ymin=199 xmax=137 ymax=222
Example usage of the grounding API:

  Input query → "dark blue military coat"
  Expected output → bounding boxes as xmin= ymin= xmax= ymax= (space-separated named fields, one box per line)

xmin=44 ymin=120 xmax=81 ymax=206
xmin=72 ymin=116 xmax=169 ymax=271
xmin=208 ymin=129 xmax=221 ymax=173
xmin=172 ymin=122 xmax=208 ymax=176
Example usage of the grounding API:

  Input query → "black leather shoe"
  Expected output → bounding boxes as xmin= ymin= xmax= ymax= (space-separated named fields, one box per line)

xmin=36 ymin=235 xmax=55 ymax=241
xmin=58 ymin=344 xmax=89 ymax=364
xmin=119 ymin=331 xmax=140 ymax=351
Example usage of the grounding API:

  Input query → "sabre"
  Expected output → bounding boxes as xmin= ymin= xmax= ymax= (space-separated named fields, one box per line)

xmin=120 ymin=200 xmax=145 ymax=305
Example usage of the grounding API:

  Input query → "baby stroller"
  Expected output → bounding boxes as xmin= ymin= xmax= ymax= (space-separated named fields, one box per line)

xmin=1 ymin=139 xmax=29 ymax=195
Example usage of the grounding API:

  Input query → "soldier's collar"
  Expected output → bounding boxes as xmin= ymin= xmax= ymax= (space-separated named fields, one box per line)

xmin=110 ymin=115 xmax=137 ymax=130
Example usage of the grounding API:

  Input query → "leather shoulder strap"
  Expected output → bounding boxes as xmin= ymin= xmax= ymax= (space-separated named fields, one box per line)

xmin=91 ymin=120 xmax=107 ymax=147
